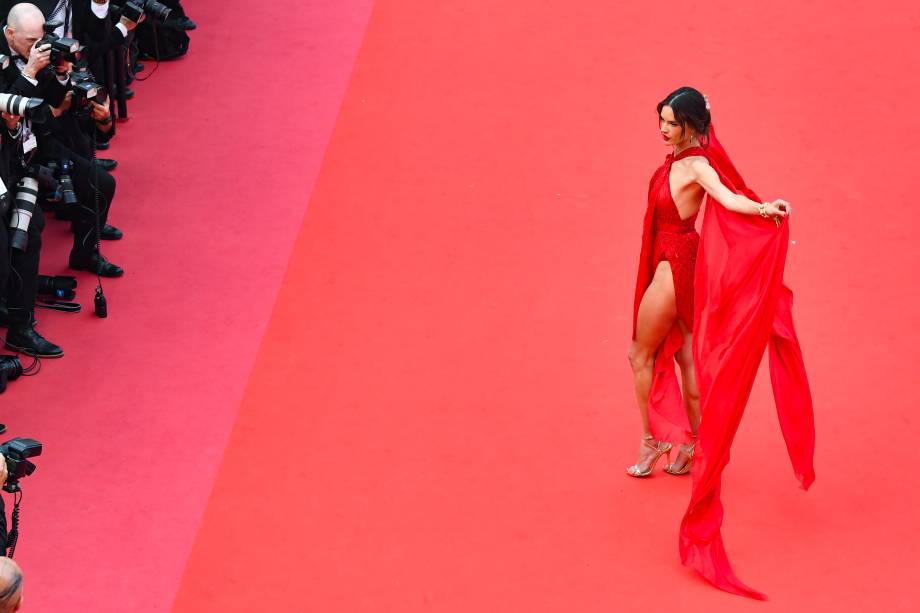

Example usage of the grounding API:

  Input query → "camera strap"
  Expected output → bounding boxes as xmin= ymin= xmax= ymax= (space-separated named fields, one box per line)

xmin=36 ymin=299 xmax=81 ymax=313
xmin=49 ymin=0 xmax=73 ymax=38
xmin=9 ymin=57 xmax=38 ymax=153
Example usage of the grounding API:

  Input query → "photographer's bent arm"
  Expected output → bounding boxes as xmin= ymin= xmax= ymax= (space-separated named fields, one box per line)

xmin=84 ymin=0 xmax=143 ymax=56
xmin=7 ymin=43 xmax=67 ymax=107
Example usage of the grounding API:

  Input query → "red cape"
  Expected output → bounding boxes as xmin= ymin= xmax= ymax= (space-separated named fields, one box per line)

xmin=633 ymin=126 xmax=816 ymax=599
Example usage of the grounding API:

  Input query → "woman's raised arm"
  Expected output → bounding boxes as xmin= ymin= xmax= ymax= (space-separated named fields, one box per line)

xmin=689 ymin=158 xmax=789 ymax=222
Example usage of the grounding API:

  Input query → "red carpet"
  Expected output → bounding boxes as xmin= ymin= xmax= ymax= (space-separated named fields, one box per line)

xmin=2 ymin=0 xmax=373 ymax=610
xmin=5 ymin=0 xmax=920 ymax=611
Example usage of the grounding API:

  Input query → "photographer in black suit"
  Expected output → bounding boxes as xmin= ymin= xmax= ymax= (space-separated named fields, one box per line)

xmin=2 ymin=2 xmax=126 ymax=278
xmin=0 ymin=7 xmax=64 ymax=356
xmin=0 ymin=108 xmax=63 ymax=357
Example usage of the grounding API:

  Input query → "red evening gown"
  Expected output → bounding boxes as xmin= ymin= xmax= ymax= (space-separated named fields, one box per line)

xmin=632 ymin=126 xmax=816 ymax=599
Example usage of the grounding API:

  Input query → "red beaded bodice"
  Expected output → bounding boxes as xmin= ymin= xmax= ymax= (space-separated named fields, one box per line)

xmin=650 ymin=146 xmax=705 ymax=326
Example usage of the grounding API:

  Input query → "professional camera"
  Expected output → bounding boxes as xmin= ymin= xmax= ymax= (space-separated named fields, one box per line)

xmin=70 ymin=71 xmax=105 ymax=113
xmin=117 ymin=0 xmax=171 ymax=23
xmin=0 ymin=438 xmax=42 ymax=493
xmin=24 ymin=160 xmax=76 ymax=207
xmin=8 ymin=177 xmax=39 ymax=251
xmin=37 ymin=275 xmax=77 ymax=301
xmin=44 ymin=160 xmax=78 ymax=205
xmin=38 ymin=20 xmax=81 ymax=67
xmin=0 ymin=356 xmax=22 ymax=394
xmin=0 ymin=93 xmax=46 ymax=119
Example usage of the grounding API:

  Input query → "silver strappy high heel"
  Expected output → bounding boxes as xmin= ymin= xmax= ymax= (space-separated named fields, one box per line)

xmin=626 ymin=434 xmax=672 ymax=478
xmin=664 ymin=435 xmax=696 ymax=475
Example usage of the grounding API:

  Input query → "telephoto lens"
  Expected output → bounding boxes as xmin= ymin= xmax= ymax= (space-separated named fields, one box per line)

xmin=144 ymin=0 xmax=171 ymax=21
xmin=118 ymin=0 xmax=171 ymax=23
xmin=9 ymin=177 xmax=38 ymax=251
xmin=0 ymin=93 xmax=45 ymax=118
xmin=37 ymin=275 xmax=77 ymax=301
xmin=57 ymin=159 xmax=78 ymax=205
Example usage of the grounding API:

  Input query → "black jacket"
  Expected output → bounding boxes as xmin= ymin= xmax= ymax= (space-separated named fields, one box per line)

xmin=0 ymin=0 xmax=123 ymax=57
xmin=0 ymin=31 xmax=69 ymax=107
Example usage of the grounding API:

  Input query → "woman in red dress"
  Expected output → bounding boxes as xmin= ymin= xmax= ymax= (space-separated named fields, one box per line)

xmin=626 ymin=87 xmax=788 ymax=478
xmin=626 ymin=87 xmax=816 ymax=599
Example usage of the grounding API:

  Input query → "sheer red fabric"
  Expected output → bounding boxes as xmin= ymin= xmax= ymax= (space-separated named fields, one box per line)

xmin=632 ymin=126 xmax=815 ymax=599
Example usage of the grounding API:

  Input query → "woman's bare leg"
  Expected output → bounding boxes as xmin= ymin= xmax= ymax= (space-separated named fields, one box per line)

xmin=627 ymin=261 xmax=678 ymax=472
xmin=669 ymin=320 xmax=700 ymax=472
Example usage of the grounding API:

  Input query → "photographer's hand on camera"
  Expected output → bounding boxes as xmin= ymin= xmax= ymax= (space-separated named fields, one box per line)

xmin=91 ymin=97 xmax=112 ymax=132
xmin=1 ymin=112 xmax=20 ymax=131
xmin=21 ymin=41 xmax=50 ymax=80
xmin=119 ymin=13 xmax=145 ymax=32
xmin=50 ymin=90 xmax=72 ymax=118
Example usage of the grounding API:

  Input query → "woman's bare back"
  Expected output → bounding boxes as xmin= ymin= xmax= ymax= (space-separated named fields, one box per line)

xmin=668 ymin=155 xmax=708 ymax=220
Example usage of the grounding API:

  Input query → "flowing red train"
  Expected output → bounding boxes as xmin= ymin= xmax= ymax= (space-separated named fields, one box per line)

xmin=632 ymin=126 xmax=816 ymax=599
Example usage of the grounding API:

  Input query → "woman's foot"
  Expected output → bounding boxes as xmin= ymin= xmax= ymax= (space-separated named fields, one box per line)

xmin=664 ymin=437 xmax=696 ymax=475
xmin=626 ymin=435 xmax=672 ymax=477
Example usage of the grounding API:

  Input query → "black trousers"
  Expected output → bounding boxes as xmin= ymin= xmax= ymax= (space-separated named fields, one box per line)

xmin=68 ymin=152 xmax=116 ymax=258
xmin=38 ymin=139 xmax=116 ymax=258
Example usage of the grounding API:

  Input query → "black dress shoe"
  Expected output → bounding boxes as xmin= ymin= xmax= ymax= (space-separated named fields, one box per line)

xmin=97 ymin=158 xmax=117 ymax=171
xmin=69 ymin=252 xmax=124 ymax=277
xmin=6 ymin=325 xmax=63 ymax=358
xmin=180 ymin=17 xmax=197 ymax=30
xmin=96 ymin=140 xmax=110 ymax=151
xmin=101 ymin=224 xmax=123 ymax=240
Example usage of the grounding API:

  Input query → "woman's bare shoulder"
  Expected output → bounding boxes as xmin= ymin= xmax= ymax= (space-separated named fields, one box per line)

xmin=685 ymin=156 xmax=712 ymax=176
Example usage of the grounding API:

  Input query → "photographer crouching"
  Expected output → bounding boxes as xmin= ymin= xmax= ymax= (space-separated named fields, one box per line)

xmin=2 ymin=2 xmax=124 ymax=279
xmin=0 ymin=102 xmax=63 ymax=358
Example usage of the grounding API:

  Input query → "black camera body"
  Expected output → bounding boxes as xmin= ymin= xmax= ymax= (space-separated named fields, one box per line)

xmin=0 ymin=356 xmax=23 ymax=394
xmin=27 ymin=159 xmax=76 ymax=206
xmin=37 ymin=275 xmax=77 ymax=301
xmin=0 ymin=438 xmax=41 ymax=493
xmin=38 ymin=20 xmax=81 ymax=67
xmin=119 ymin=0 xmax=171 ymax=24
xmin=70 ymin=71 xmax=105 ymax=113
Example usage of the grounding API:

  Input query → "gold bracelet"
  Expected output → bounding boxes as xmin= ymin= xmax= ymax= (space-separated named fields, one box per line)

xmin=757 ymin=203 xmax=769 ymax=218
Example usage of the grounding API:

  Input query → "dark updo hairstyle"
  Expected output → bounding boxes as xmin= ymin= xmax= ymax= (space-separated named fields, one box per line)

xmin=657 ymin=86 xmax=711 ymax=144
